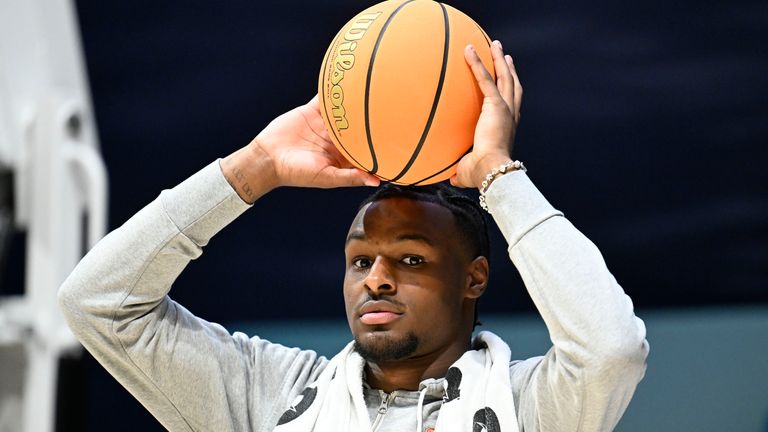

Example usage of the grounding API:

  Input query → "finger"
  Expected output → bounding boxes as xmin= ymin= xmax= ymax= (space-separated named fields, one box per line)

xmin=312 ymin=118 xmax=332 ymax=142
xmin=464 ymin=44 xmax=502 ymax=99
xmin=317 ymin=137 xmax=356 ymax=170
xmin=450 ymin=155 xmax=474 ymax=188
xmin=449 ymin=173 xmax=469 ymax=188
xmin=492 ymin=41 xmax=515 ymax=109
xmin=318 ymin=125 xmax=331 ymax=142
xmin=506 ymin=55 xmax=523 ymax=117
xmin=307 ymin=94 xmax=320 ymax=109
xmin=300 ymin=98 xmax=332 ymax=142
xmin=304 ymin=95 xmax=324 ymax=125
xmin=315 ymin=166 xmax=380 ymax=189
xmin=503 ymin=55 xmax=518 ymax=120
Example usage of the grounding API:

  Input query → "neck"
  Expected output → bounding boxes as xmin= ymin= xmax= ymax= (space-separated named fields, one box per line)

xmin=364 ymin=338 xmax=471 ymax=393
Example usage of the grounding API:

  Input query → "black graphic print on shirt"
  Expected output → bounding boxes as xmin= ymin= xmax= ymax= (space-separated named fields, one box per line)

xmin=473 ymin=407 xmax=501 ymax=432
xmin=443 ymin=367 xmax=462 ymax=402
xmin=276 ymin=386 xmax=318 ymax=425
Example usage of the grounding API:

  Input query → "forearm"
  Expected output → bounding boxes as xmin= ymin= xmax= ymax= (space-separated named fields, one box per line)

xmin=510 ymin=217 xmax=647 ymax=363
xmin=59 ymin=161 xmax=249 ymax=326
xmin=486 ymin=171 xmax=648 ymax=431
xmin=58 ymin=161 xmax=257 ymax=429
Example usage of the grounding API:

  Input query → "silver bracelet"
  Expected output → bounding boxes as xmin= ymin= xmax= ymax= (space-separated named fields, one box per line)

xmin=478 ymin=160 xmax=526 ymax=213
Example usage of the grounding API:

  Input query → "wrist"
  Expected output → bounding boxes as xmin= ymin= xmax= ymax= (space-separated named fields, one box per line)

xmin=477 ymin=159 xmax=526 ymax=213
xmin=472 ymin=154 xmax=513 ymax=188
xmin=221 ymin=140 xmax=279 ymax=204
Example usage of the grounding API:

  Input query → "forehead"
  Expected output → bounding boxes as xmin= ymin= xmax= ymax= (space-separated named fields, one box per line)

xmin=347 ymin=197 xmax=459 ymax=245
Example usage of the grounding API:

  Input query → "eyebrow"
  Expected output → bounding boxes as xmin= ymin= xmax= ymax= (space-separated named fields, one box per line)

xmin=345 ymin=231 xmax=435 ymax=246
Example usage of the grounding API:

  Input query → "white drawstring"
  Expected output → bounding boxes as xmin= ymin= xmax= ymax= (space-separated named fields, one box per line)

xmin=415 ymin=386 xmax=429 ymax=432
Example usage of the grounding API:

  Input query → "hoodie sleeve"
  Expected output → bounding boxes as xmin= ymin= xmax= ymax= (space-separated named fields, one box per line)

xmin=485 ymin=171 xmax=649 ymax=432
xmin=58 ymin=160 xmax=329 ymax=432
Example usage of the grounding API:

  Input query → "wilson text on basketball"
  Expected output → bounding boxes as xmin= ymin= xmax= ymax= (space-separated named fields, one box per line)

xmin=330 ymin=12 xmax=382 ymax=130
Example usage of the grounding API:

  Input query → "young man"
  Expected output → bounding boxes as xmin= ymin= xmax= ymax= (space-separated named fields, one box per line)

xmin=59 ymin=41 xmax=648 ymax=431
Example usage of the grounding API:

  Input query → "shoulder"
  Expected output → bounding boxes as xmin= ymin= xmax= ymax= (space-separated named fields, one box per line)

xmin=509 ymin=356 xmax=544 ymax=391
xmin=241 ymin=333 xmax=331 ymax=375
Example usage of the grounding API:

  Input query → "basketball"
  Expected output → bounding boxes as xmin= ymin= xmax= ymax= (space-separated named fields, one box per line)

xmin=318 ymin=0 xmax=495 ymax=185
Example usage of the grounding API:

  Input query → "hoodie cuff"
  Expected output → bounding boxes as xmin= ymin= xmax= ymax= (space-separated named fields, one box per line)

xmin=159 ymin=159 xmax=252 ymax=246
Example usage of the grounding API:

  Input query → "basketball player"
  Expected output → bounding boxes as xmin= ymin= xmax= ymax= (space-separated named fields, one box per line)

xmin=59 ymin=41 xmax=648 ymax=431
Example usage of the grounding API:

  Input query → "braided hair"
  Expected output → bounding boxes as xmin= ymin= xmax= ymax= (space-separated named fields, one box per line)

xmin=358 ymin=182 xmax=490 ymax=329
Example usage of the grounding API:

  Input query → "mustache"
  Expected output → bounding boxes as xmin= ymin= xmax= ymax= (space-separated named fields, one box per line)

xmin=356 ymin=294 xmax=406 ymax=309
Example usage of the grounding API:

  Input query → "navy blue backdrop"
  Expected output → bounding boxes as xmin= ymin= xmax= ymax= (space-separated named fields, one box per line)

xmin=46 ymin=0 xmax=768 ymax=429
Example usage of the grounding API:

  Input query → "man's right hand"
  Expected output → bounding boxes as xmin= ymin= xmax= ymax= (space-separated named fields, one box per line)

xmin=221 ymin=95 xmax=380 ymax=203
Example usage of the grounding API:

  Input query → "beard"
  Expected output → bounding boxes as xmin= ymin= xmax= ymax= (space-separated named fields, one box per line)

xmin=354 ymin=331 xmax=419 ymax=362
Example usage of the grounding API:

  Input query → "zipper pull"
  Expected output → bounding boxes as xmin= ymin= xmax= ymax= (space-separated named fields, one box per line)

xmin=377 ymin=393 xmax=390 ymax=414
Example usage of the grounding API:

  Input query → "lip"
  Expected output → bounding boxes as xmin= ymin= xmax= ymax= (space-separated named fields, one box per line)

xmin=360 ymin=311 xmax=401 ymax=325
xmin=358 ymin=300 xmax=404 ymax=325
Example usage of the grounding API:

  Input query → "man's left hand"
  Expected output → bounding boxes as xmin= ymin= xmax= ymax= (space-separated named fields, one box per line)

xmin=451 ymin=40 xmax=523 ymax=189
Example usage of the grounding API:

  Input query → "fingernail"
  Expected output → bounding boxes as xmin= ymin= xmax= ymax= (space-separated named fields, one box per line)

xmin=466 ymin=44 xmax=479 ymax=59
xmin=505 ymin=54 xmax=513 ymax=62
xmin=494 ymin=40 xmax=502 ymax=49
xmin=365 ymin=177 xmax=379 ymax=187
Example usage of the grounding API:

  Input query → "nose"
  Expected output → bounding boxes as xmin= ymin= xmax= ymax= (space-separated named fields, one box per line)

xmin=364 ymin=256 xmax=396 ymax=295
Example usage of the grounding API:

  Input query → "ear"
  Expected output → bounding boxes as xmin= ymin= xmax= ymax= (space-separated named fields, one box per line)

xmin=464 ymin=256 xmax=489 ymax=299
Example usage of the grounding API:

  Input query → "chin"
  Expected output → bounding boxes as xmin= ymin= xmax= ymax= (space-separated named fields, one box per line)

xmin=354 ymin=331 xmax=419 ymax=362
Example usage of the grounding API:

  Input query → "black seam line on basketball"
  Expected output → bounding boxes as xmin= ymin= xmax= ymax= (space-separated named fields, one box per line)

xmin=412 ymin=147 xmax=471 ymax=186
xmin=389 ymin=2 xmax=450 ymax=183
xmin=472 ymin=21 xmax=492 ymax=46
xmin=320 ymin=33 xmax=369 ymax=171
xmin=364 ymin=0 xmax=415 ymax=175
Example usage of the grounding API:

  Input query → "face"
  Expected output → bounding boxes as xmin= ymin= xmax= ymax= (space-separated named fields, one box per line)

xmin=343 ymin=197 xmax=482 ymax=363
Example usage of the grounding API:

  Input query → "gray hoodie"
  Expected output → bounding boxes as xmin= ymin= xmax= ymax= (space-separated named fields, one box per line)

xmin=58 ymin=160 xmax=648 ymax=431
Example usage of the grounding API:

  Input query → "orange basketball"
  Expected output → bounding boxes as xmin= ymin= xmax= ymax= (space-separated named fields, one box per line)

xmin=318 ymin=0 xmax=495 ymax=185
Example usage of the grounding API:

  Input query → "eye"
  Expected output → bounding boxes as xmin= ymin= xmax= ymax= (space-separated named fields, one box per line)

xmin=352 ymin=257 xmax=372 ymax=269
xmin=401 ymin=256 xmax=424 ymax=266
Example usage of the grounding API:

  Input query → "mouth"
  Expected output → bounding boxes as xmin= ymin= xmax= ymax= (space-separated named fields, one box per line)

xmin=360 ymin=311 xmax=402 ymax=325
xmin=358 ymin=300 xmax=404 ymax=326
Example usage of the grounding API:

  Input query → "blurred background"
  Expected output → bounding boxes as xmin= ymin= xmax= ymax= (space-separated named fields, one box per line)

xmin=0 ymin=0 xmax=766 ymax=430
